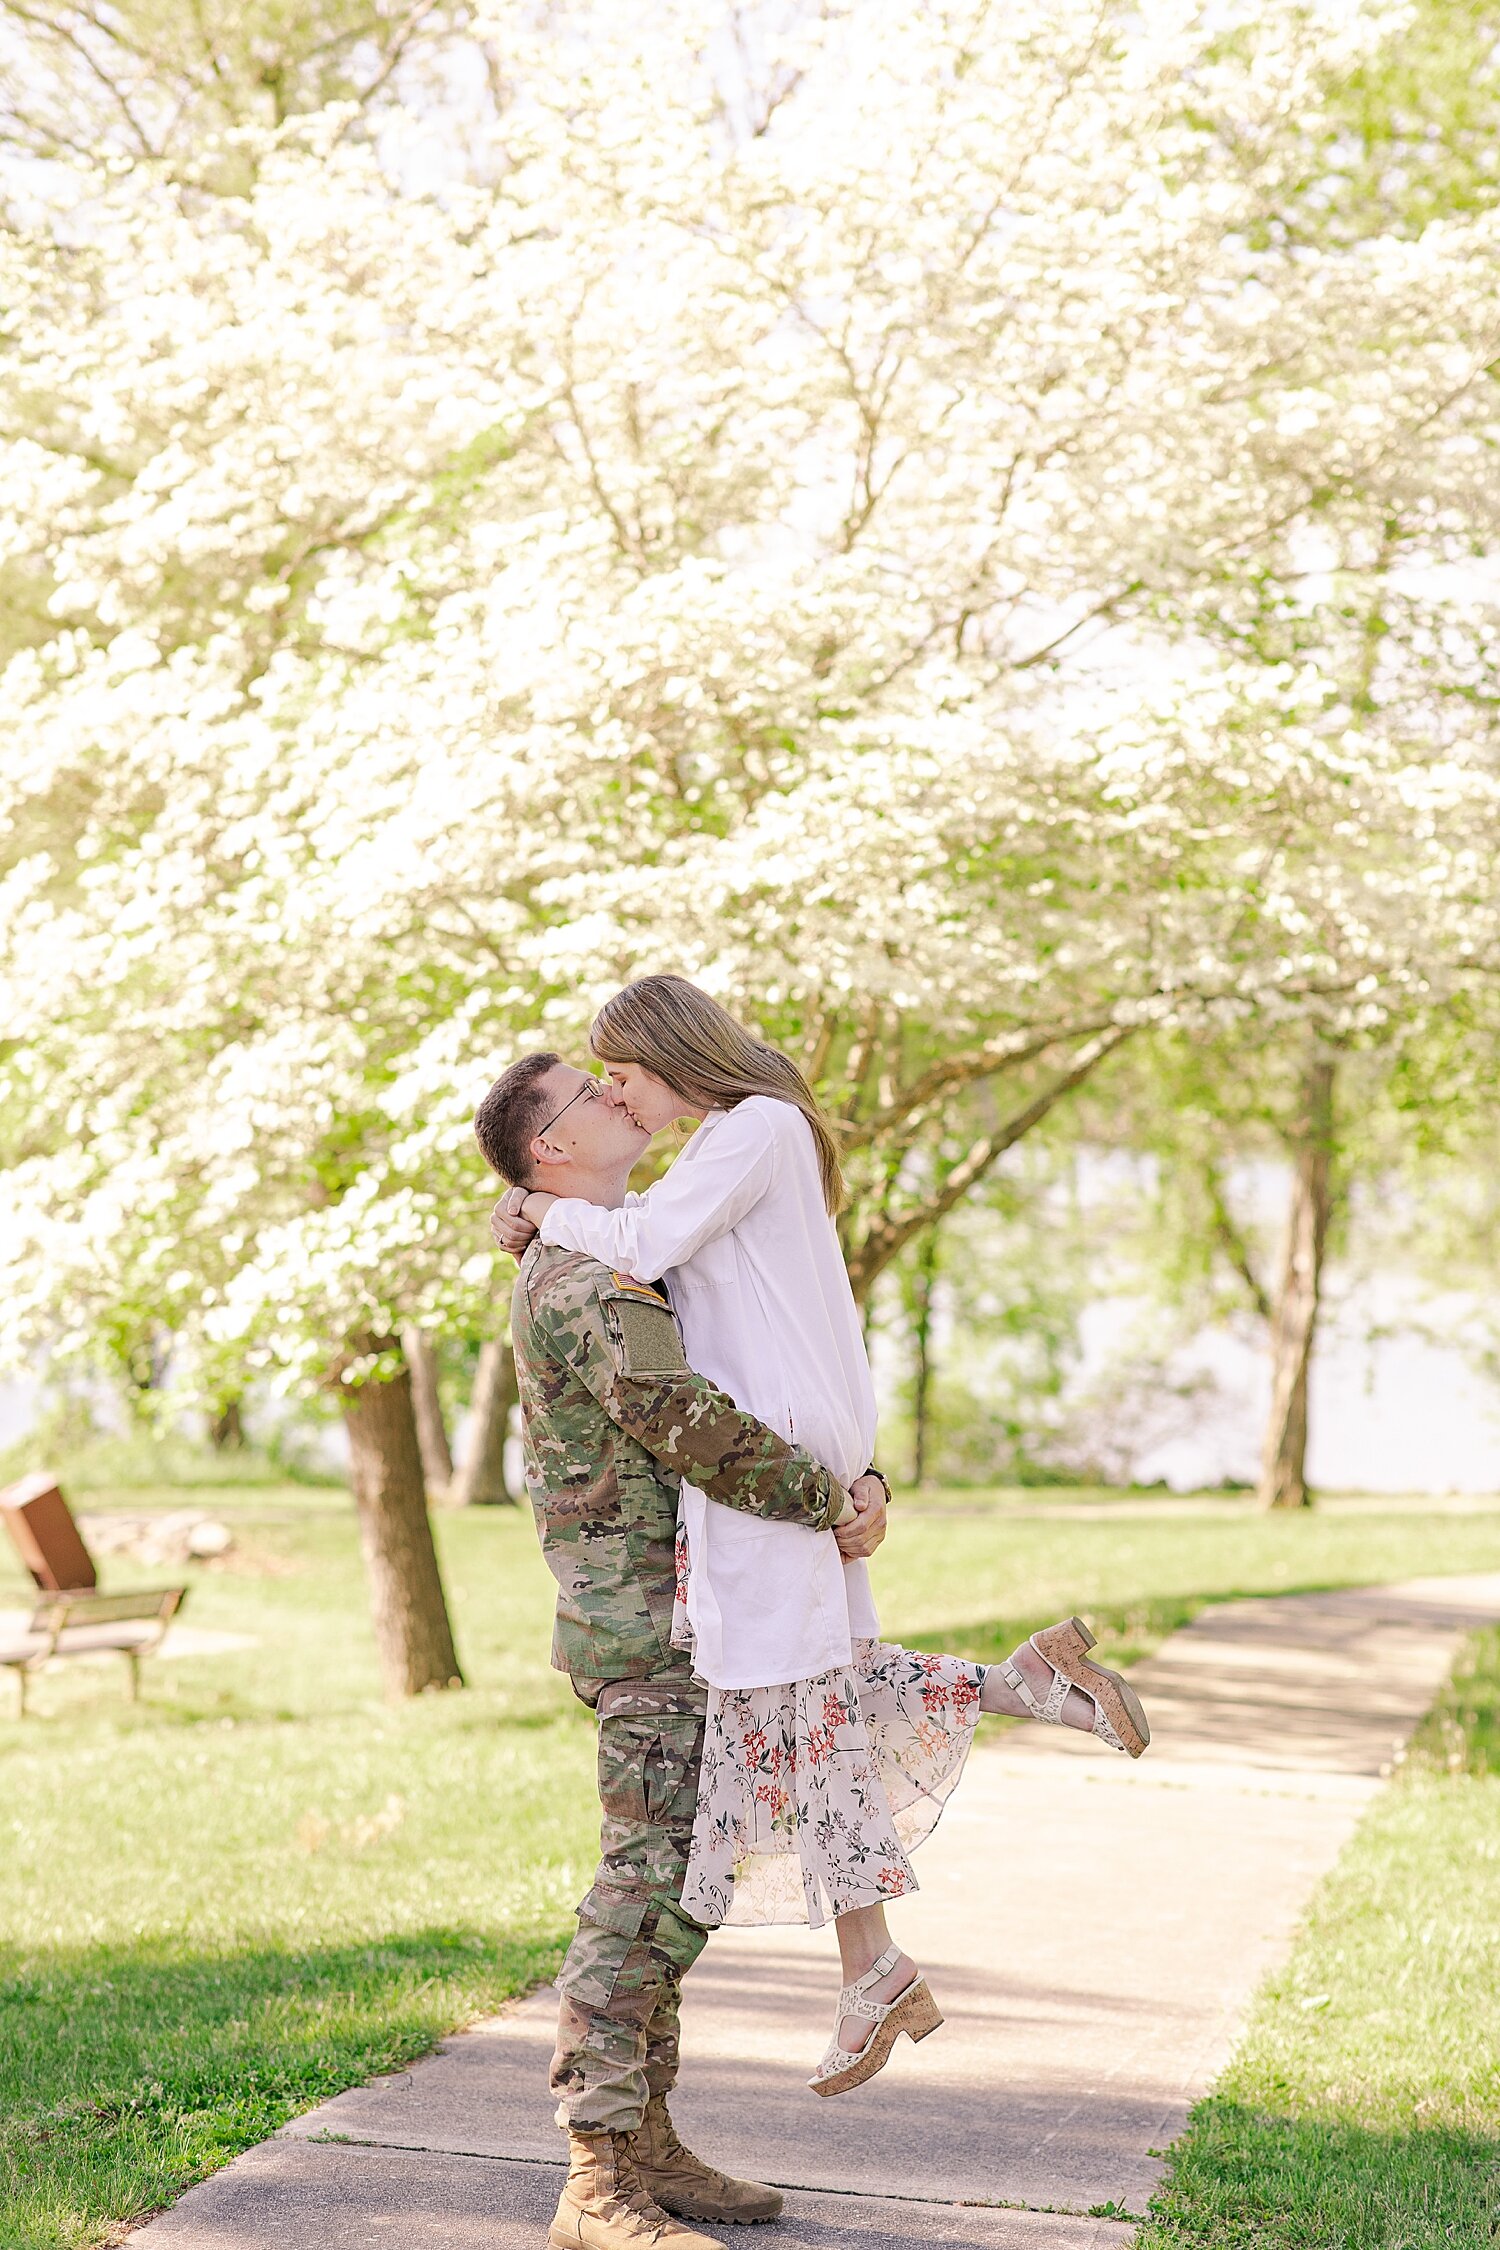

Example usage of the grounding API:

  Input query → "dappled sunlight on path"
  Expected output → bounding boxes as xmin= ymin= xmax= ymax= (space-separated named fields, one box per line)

xmin=135 ymin=1575 xmax=1500 ymax=2248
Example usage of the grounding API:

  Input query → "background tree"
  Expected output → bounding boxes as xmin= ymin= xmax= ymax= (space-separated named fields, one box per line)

xmin=448 ymin=1334 xmax=519 ymax=1508
xmin=875 ymin=1135 xmax=1095 ymax=1489
xmin=0 ymin=0 xmax=474 ymax=164
xmin=1112 ymin=1038 xmax=1351 ymax=1511
xmin=339 ymin=1339 xmax=463 ymax=1696
xmin=904 ymin=1226 xmax=942 ymax=1491
xmin=400 ymin=1324 xmax=453 ymax=1501
xmin=1054 ymin=0 xmax=1500 ymax=1505
xmin=1 ymin=0 xmax=1498 ymax=1632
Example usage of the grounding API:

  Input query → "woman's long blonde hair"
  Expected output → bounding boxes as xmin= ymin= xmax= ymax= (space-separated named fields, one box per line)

xmin=590 ymin=975 xmax=846 ymax=1215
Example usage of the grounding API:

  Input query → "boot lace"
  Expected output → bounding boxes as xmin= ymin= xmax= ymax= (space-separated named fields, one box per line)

xmin=613 ymin=2134 xmax=672 ymax=2220
xmin=646 ymin=2100 xmax=687 ymax=2167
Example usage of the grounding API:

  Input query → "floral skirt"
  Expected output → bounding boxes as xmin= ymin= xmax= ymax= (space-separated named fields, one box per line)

xmin=679 ymin=1639 xmax=987 ymax=1931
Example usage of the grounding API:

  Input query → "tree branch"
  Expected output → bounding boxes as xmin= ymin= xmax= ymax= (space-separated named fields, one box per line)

xmin=1202 ymin=1159 xmax=1270 ymax=1321
xmin=1012 ymin=582 xmax=1143 ymax=670
xmin=844 ymin=1017 xmax=1117 ymax=1149
xmin=845 ymin=1025 xmax=1131 ymax=1297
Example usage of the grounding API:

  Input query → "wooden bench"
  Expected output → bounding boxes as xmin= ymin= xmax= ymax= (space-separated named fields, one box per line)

xmin=0 ymin=1587 xmax=186 ymax=1715
xmin=0 ymin=1472 xmax=188 ymax=1716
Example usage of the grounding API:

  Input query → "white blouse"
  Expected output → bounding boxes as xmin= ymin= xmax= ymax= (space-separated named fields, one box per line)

xmin=537 ymin=1096 xmax=880 ymax=1688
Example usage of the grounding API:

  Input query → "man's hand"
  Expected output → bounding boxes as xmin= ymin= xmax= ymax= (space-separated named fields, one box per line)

xmin=491 ymin=1185 xmax=541 ymax=1260
xmin=834 ymin=1471 xmax=888 ymax=1560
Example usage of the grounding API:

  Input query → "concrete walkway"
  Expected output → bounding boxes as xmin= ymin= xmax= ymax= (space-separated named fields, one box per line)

xmin=132 ymin=1574 xmax=1500 ymax=2249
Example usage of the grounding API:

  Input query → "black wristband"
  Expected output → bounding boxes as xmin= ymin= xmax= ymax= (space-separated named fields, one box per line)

xmin=862 ymin=1465 xmax=893 ymax=1506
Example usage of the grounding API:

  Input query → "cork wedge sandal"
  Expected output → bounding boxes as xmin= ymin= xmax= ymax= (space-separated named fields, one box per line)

xmin=807 ymin=1944 xmax=944 ymax=2098
xmin=1000 ymin=1615 xmax=1151 ymax=1759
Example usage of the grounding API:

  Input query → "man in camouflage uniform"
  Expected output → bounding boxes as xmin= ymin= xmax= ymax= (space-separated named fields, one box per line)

xmin=476 ymin=1053 xmax=887 ymax=2250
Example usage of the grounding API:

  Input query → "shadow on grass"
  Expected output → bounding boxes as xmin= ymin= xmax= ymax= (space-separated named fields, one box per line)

xmin=0 ymin=1924 xmax=567 ymax=2250
xmin=1143 ymin=2099 xmax=1500 ymax=2248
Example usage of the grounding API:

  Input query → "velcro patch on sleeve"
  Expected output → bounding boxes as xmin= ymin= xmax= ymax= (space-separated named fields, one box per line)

xmin=611 ymin=1271 xmax=665 ymax=1302
xmin=608 ymin=1298 xmax=690 ymax=1379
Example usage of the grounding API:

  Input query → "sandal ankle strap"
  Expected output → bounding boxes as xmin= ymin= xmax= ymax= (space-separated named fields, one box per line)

xmin=838 ymin=1942 xmax=902 ymax=2007
xmin=1000 ymin=1651 xmax=1075 ymax=1726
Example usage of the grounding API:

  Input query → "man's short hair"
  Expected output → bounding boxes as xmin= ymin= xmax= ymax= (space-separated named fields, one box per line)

xmin=474 ymin=1051 xmax=561 ymax=1186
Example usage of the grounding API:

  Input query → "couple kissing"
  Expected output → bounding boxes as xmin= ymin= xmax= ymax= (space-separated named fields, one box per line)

xmin=474 ymin=974 xmax=1150 ymax=2250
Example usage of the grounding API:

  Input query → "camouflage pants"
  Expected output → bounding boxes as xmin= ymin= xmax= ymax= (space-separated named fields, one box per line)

xmin=551 ymin=1678 xmax=709 ymax=2135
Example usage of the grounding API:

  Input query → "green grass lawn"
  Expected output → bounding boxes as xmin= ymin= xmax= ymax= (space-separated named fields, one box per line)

xmin=1142 ymin=1622 xmax=1500 ymax=2250
xmin=884 ymin=1486 xmax=1500 ymax=1672
xmin=0 ymin=1490 xmax=596 ymax=2250
xmin=4 ymin=1482 xmax=1500 ymax=2248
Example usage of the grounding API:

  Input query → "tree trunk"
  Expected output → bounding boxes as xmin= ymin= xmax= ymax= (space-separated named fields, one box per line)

xmin=208 ymin=1397 xmax=245 ymax=1450
xmin=1258 ymin=1056 xmax=1335 ymax=1512
xmin=449 ymin=1337 xmax=519 ymax=1507
xmin=910 ymin=1228 xmax=939 ymax=1486
xmin=339 ymin=1342 xmax=465 ymax=1695
xmin=400 ymin=1323 xmax=453 ymax=1500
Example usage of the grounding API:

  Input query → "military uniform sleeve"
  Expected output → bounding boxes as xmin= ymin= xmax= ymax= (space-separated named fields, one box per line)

xmin=536 ymin=1276 xmax=845 ymax=1530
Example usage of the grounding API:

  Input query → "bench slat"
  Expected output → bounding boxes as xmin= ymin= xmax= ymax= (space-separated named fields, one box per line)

xmin=48 ymin=1622 xmax=163 ymax=1655
xmin=29 ymin=1590 xmax=184 ymax=1630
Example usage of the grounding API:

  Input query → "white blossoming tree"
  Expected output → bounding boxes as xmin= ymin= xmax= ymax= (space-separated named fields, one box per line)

xmin=3 ymin=0 xmax=1499 ymax=1680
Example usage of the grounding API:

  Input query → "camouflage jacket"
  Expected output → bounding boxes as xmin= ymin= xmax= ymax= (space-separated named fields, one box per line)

xmin=511 ymin=1240 xmax=847 ymax=1698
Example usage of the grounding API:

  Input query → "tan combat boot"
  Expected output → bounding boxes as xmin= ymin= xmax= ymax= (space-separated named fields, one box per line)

xmin=549 ymin=2130 xmax=728 ymax=2250
xmin=631 ymin=2095 xmax=784 ymax=2226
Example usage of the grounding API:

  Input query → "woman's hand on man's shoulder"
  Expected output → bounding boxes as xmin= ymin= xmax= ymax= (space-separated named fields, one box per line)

xmin=491 ymin=1185 xmax=544 ymax=1259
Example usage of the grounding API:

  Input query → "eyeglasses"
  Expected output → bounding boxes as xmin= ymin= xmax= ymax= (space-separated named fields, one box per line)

xmin=537 ymin=1076 xmax=603 ymax=1138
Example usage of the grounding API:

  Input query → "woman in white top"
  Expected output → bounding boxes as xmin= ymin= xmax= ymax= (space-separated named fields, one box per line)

xmin=495 ymin=975 xmax=1150 ymax=2097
